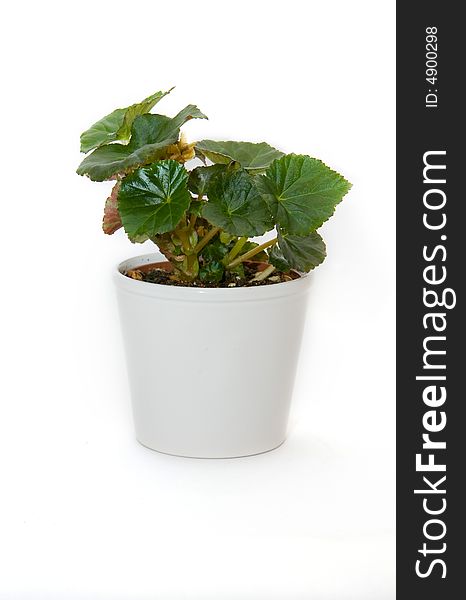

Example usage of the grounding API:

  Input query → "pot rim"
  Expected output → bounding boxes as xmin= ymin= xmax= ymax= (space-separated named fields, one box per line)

xmin=114 ymin=252 xmax=312 ymax=302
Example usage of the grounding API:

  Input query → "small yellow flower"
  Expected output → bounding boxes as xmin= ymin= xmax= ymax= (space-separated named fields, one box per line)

xmin=164 ymin=133 xmax=196 ymax=163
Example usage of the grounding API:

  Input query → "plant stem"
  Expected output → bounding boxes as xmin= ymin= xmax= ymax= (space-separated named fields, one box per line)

xmin=227 ymin=237 xmax=278 ymax=269
xmin=225 ymin=236 xmax=247 ymax=264
xmin=252 ymin=264 xmax=276 ymax=282
xmin=176 ymin=230 xmax=190 ymax=254
xmin=188 ymin=214 xmax=197 ymax=231
xmin=194 ymin=226 xmax=221 ymax=253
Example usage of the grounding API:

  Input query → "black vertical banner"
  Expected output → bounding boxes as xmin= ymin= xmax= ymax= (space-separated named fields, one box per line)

xmin=397 ymin=2 xmax=464 ymax=597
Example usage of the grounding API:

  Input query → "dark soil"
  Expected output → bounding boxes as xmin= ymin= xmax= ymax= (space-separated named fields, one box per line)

xmin=124 ymin=262 xmax=299 ymax=288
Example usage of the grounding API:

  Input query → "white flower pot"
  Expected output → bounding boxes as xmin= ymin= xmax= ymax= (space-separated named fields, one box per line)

xmin=114 ymin=252 xmax=312 ymax=458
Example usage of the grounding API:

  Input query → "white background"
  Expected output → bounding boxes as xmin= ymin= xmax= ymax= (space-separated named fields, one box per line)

xmin=1 ymin=1 xmax=395 ymax=598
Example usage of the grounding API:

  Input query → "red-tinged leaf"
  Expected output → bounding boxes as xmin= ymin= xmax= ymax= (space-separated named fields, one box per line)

xmin=102 ymin=182 xmax=122 ymax=234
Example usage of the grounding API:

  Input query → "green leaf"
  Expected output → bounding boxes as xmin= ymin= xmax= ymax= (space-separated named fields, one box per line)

xmin=200 ymin=238 xmax=230 ymax=262
xmin=118 ymin=160 xmax=191 ymax=238
xmin=188 ymin=164 xmax=226 ymax=196
xmin=125 ymin=113 xmax=174 ymax=148
xmin=270 ymin=229 xmax=326 ymax=272
xmin=187 ymin=199 xmax=204 ymax=217
xmin=76 ymin=129 xmax=171 ymax=182
xmin=198 ymin=238 xmax=233 ymax=284
xmin=268 ymin=244 xmax=290 ymax=272
xmin=195 ymin=140 xmax=284 ymax=172
xmin=228 ymin=263 xmax=245 ymax=279
xmin=169 ymin=104 xmax=207 ymax=128
xmin=140 ymin=105 xmax=206 ymax=148
xmin=219 ymin=231 xmax=235 ymax=245
xmin=257 ymin=154 xmax=351 ymax=235
xmin=199 ymin=261 xmax=224 ymax=284
xmin=202 ymin=169 xmax=273 ymax=236
xmin=79 ymin=89 xmax=173 ymax=153
xmin=77 ymin=105 xmax=206 ymax=181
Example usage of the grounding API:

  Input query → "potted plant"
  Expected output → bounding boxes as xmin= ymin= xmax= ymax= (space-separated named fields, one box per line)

xmin=77 ymin=88 xmax=352 ymax=458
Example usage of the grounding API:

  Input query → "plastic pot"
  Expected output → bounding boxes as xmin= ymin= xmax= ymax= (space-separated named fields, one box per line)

xmin=114 ymin=252 xmax=311 ymax=458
